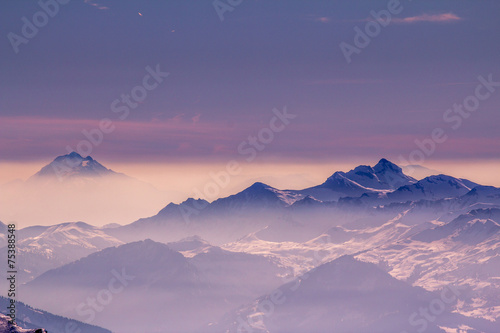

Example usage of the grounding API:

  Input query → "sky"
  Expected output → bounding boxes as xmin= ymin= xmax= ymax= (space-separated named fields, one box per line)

xmin=1 ymin=0 xmax=500 ymax=187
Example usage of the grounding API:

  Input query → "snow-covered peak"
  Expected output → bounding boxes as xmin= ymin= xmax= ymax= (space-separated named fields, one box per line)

xmin=419 ymin=174 xmax=477 ymax=190
xmin=462 ymin=185 xmax=500 ymax=198
xmin=210 ymin=182 xmax=303 ymax=210
xmin=386 ymin=174 xmax=479 ymax=203
xmin=32 ymin=152 xmax=115 ymax=179
xmin=319 ymin=158 xmax=416 ymax=194
xmin=291 ymin=195 xmax=323 ymax=208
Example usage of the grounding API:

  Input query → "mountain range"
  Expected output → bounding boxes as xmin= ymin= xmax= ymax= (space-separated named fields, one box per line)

xmin=1 ymin=153 xmax=499 ymax=332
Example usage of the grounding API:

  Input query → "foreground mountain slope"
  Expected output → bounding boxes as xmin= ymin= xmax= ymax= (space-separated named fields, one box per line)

xmin=0 ymin=314 xmax=47 ymax=333
xmin=208 ymin=256 xmax=496 ymax=333
xmin=22 ymin=239 xmax=287 ymax=333
xmin=0 ymin=297 xmax=111 ymax=333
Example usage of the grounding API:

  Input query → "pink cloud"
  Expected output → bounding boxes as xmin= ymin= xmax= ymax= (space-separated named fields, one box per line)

xmin=304 ymin=15 xmax=331 ymax=24
xmin=393 ymin=13 xmax=462 ymax=24
xmin=315 ymin=17 xmax=330 ymax=24
xmin=84 ymin=0 xmax=109 ymax=10
xmin=191 ymin=113 xmax=202 ymax=124
xmin=305 ymin=78 xmax=385 ymax=86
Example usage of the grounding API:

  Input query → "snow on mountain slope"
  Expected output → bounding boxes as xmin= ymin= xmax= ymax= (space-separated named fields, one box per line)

xmin=8 ymin=221 xmax=123 ymax=283
xmin=207 ymin=256 xmax=494 ymax=333
xmin=0 ymin=314 xmax=47 ymax=333
xmin=209 ymin=182 xmax=303 ymax=210
xmin=223 ymin=212 xmax=423 ymax=276
xmin=299 ymin=158 xmax=416 ymax=201
xmin=0 ymin=296 xmax=111 ymax=333
xmin=357 ymin=208 xmax=500 ymax=321
xmin=455 ymin=185 xmax=500 ymax=208
xmin=412 ymin=209 xmax=500 ymax=244
xmin=386 ymin=175 xmax=479 ymax=202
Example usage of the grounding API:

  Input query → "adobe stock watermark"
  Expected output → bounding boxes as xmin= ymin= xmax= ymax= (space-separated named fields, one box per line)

xmin=213 ymin=0 xmax=243 ymax=22
xmin=339 ymin=0 xmax=412 ymax=64
xmin=399 ymin=73 xmax=500 ymax=174
xmin=50 ymin=64 xmax=169 ymax=179
xmin=178 ymin=106 xmax=297 ymax=223
xmin=75 ymin=268 xmax=135 ymax=324
xmin=8 ymin=0 xmax=71 ymax=54
xmin=401 ymin=284 xmax=465 ymax=333
xmin=236 ymin=234 xmax=335 ymax=333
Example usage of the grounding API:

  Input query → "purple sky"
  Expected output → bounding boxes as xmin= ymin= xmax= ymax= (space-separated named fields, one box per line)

xmin=1 ymin=0 xmax=499 ymax=163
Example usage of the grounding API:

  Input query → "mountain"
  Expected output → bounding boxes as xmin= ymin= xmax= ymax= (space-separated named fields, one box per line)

xmin=0 ymin=297 xmax=111 ymax=333
xmin=108 ymin=159 xmax=416 ymax=245
xmin=337 ymin=174 xmax=480 ymax=209
xmin=108 ymin=183 xmax=299 ymax=245
xmin=22 ymin=240 xmax=201 ymax=332
xmin=166 ymin=235 xmax=212 ymax=256
xmin=0 ymin=314 xmax=47 ymax=333
xmin=412 ymin=208 xmax=500 ymax=244
xmin=0 ymin=153 xmax=166 ymax=226
xmin=455 ymin=185 xmax=500 ymax=208
xmin=4 ymin=221 xmax=123 ymax=284
xmin=207 ymin=256 xmax=494 ymax=333
xmin=209 ymin=182 xmax=302 ymax=211
xmin=5 ymin=157 xmax=500 ymax=330
xmin=299 ymin=158 xmax=416 ymax=201
xmin=386 ymin=174 xmax=478 ymax=202
xmin=23 ymin=239 xmax=287 ymax=333
xmin=357 ymin=208 xmax=500 ymax=321
xmin=30 ymin=152 xmax=117 ymax=180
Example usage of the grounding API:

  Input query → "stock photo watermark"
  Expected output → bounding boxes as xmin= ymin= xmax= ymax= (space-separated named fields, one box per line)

xmin=339 ymin=0 xmax=412 ymax=64
xmin=401 ymin=284 xmax=465 ymax=333
xmin=50 ymin=64 xmax=169 ymax=178
xmin=75 ymin=268 xmax=135 ymax=324
xmin=399 ymin=73 xmax=500 ymax=174
xmin=213 ymin=0 xmax=243 ymax=22
xmin=178 ymin=106 xmax=297 ymax=223
xmin=8 ymin=0 xmax=71 ymax=54
xmin=236 ymin=234 xmax=335 ymax=332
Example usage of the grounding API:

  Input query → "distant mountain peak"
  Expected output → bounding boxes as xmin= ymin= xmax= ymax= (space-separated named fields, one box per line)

xmin=246 ymin=181 xmax=273 ymax=191
xmin=321 ymin=158 xmax=416 ymax=192
xmin=31 ymin=152 xmax=116 ymax=179
xmin=373 ymin=158 xmax=400 ymax=172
